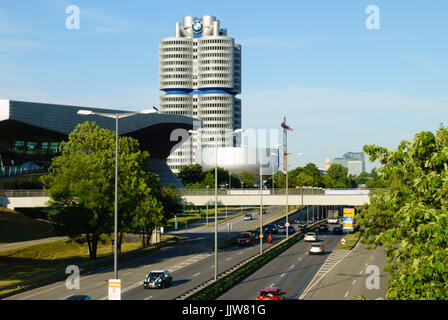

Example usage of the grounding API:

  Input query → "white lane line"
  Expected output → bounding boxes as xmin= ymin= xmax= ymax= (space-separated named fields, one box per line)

xmin=298 ymin=257 xmax=303 ymax=261
xmin=290 ymin=265 xmax=295 ymax=269
xmin=193 ymin=272 xmax=201 ymax=277
xmin=144 ymin=296 xmax=153 ymax=300
xmin=359 ymin=270 xmax=363 ymax=274
xmin=352 ymin=280 xmax=356 ymax=285
xmin=280 ymin=273 xmax=286 ymax=278
xmin=345 ymin=291 xmax=349 ymax=298
xmin=270 ymin=283 xmax=275 ymax=287
xmin=238 ymin=251 xmax=243 ymax=255
xmin=226 ymin=257 xmax=232 ymax=261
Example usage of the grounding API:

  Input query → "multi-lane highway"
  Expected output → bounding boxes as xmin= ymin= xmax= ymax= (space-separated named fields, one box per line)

xmin=4 ymin=205 xmax=288 ymax=300
xmin=4 ymin=205 xmax=386 ymax=301
xmin=217 ymin=224 xmax=344 ymax=300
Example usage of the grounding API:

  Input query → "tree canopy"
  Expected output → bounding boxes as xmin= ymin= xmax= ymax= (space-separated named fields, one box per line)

xmin=41 ymin=121 xmax=181 ymax=260
xmin=357 ymin=125 xmax=448 ymax=299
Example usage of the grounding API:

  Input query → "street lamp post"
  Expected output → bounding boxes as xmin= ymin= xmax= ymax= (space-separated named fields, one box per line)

xmin=212 ymin=128 xmax=243 ymax=281
xmin=285 ymin=152 xmax=304 ymax=239
xmin=77 ymin=108 xmax=157 ymax=281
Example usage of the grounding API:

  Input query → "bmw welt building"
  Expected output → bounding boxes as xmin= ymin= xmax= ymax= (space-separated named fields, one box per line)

xmin=0 ymin=99 xmax=196 ymax=188
xmin=159 ymin=15 xmax=242 ymax=173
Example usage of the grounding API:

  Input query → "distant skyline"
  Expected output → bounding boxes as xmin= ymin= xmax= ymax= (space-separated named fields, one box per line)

xmin=1 ymin=0 xmax=447 ymax=172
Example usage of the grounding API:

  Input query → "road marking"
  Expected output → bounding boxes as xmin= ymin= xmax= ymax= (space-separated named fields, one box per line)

xmin=298 ymin=250 xmax=352 ymax=300
xmin=238 ymin=251 xmax=243 ymax=255
xmin=290 ymin=265 xmax=295 ymax=269
xmin=352 ymin=280 xmax=356 ymax=285
xmin=122 ymin=272 xmax=132 ymax=277
xmin=298 ymin=257 xmax=303 ymax=261
xmin=345 ymin=291 xmax=349 ymax=298
xmin=280 ymin=273 xmax=286 ymax=278
xmin=144 ymin=296 xmax=152 ymax=300
xmin=359 ymin=270 xmax=363 ymax=274
xmin=226 ymin=257 xmax=232 ymax=261
xmin=270 ymin=283 xmax=275 ymax=287
xmin=193 ymin=272 xmax=201 ymax=277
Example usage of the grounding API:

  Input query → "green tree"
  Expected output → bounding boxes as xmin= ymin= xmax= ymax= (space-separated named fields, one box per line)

xmin=41 ymin=121 xmax=166 ymax=260
xmin=290 ymin=163 xmax=323 ymax=187
xmin=239 ymin=170 xmax=255 ymax=188
xmin=177 ymin=164 xmax=205 ymax=186
xmin=358 ymin=125 xmax=448 ymax=299
xmin=325 ymin=164 xmax=348 ymax=188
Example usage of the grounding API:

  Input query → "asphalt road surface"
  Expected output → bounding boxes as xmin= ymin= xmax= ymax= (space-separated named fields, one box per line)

xmin=300 ymin=241 xmax=388 ymax=300
xmin=217 ymin=224 xmax=344 ymax=300
xmin=4 ymin=205 xmax=290 ymax=300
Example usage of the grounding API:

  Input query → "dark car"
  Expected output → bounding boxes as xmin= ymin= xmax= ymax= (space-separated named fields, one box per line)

xmin=332 ymin=226 xmax=343 ymax=235
xmin=252 ymin=228 xmax=261 ymax=240
xmin=316 ymin=224 xmax=328 ymax=233
xmin=66 ymin=295 xmax=91 ymax=300
xmin=143 ymin=270 xmax=172 ymax=289
xmin=264 ymin=224 xmax=278 ymax=234
xmin=286 ymin=225 xmax=296 ymax=235
xmin=237 ymin=232 xmax=254 ymax=246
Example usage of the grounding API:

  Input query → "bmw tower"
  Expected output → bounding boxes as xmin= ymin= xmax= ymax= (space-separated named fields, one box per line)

xmin=159 ymin=16 xmax=242 ymax=173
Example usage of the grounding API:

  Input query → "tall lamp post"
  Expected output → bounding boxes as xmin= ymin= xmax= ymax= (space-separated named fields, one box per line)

xmin=210 ymin=128 xmax=243 ymax=281
xmin=285 ymin=152 xmax=304 ymax=239
xmin=77 ymin=107 xmax=157 ymax=281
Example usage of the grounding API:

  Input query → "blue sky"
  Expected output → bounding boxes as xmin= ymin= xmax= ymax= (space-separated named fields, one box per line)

xmin=1 ymin=0 xmax=447 ymax=172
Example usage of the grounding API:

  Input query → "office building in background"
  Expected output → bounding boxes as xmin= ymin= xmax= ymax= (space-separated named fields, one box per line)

xmin=333 ymin=152 xmax=365 ymax=176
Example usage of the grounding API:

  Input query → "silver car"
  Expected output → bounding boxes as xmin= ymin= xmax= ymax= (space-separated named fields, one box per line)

xmin=243 ymin=213 xmax=253 ymax=220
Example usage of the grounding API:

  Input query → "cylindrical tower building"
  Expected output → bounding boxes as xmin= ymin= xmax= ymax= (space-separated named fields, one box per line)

xmin=159 ymin=16 xmax=242 ymax=173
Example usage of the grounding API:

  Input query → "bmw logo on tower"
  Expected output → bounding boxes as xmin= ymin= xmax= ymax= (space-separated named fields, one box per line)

xmin=192 ymin=19 xmax=203 ymax=33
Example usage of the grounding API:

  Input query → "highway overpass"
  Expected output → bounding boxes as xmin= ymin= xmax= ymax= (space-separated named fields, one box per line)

xmin=0 ymin=188 xmax=371 ymax=210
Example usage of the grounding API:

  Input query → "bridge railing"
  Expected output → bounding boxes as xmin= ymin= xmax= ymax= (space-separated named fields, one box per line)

xmin=177 ymin=188 xmax=378 ymax=197
xmin=0 ymin=190 xmax=49 ymax=197
xmin=1 ymin=188 xmax=380 ymax=198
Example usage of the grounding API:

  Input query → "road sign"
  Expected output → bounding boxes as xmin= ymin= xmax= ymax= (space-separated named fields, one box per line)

xmin=260 ymin=234 xmax=264 ymax=239
xmin=108 ymin=279 xmax=121 ymax=300
xmin=341 ymin=238 xmax=346 ymax=245
xmin=285 ymin=222 xmax=290 ymax=227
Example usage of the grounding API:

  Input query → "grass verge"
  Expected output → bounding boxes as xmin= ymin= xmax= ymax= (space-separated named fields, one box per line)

xmin=0 ymin=234 xmax=178 ymax=299
xmin=336 ymin=232 xmax=361 ymax=250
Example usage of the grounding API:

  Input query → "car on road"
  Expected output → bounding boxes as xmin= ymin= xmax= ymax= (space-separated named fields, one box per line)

xmin=304 ymin=232 xmax=317 ymax=242
xmin=286 ymin=225 xmax=296 ymax=235
xmin=256 ymin=287 xmax=286 ymax=300
xmin=316 ymin=224 xmax=328 ymax=233
xmin=66 ymin=295 xmax=91 ymax=300
xmin=309 ymin=243 xmax=324 ymax=255
xmin=294 ymin=220 xmax=307 ymax=227
xmin=264 ymin=223 xmax=278 ymax=234
xmin=252 ymin=228 xmax=261 ymax=240
xmin=237 ymin=232 xmax=254 ymax=246
xmin=143 ymin=270 xmax=172 ymax=289
xmin=243 ymin=213 xmax=253 ymax=221
xmin=332 ymin=226 xmax=343 ymax=235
